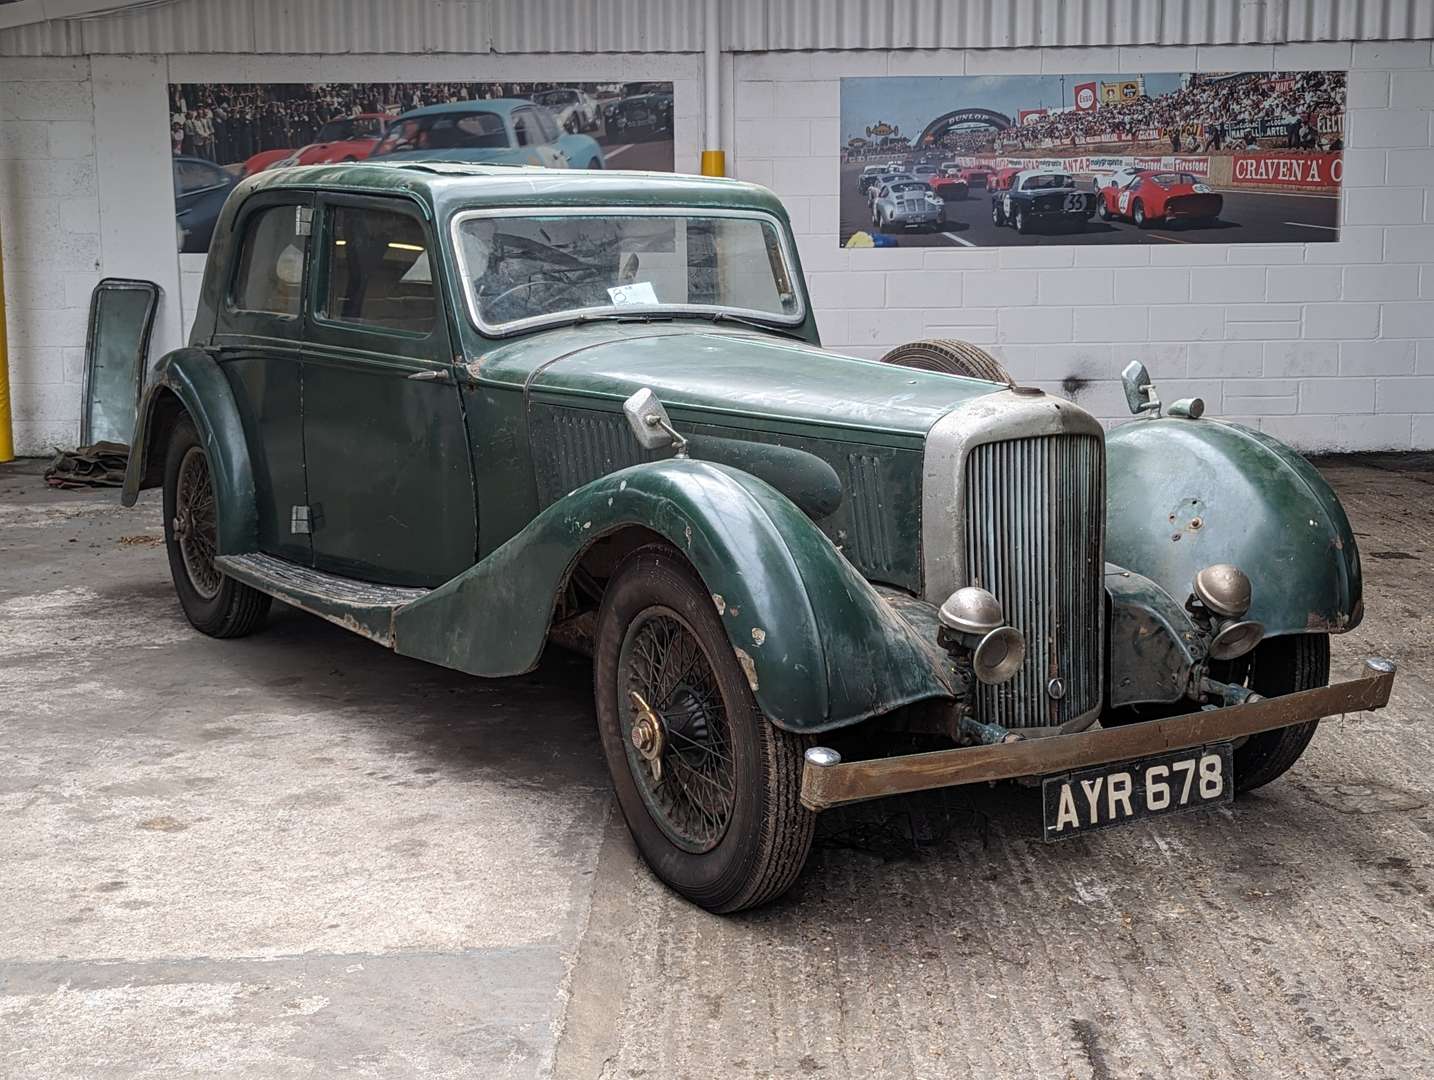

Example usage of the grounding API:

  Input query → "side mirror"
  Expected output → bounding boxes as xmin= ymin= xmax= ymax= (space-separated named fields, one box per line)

xmin=1121 ymin=360 xmax=1162 ymax=417
xmin=623 ymin=387 xmax=688 ymax=456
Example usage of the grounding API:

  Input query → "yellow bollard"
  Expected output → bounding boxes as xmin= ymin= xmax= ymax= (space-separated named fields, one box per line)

xmin=0 ymin=214 xmax=13 ymax=463
xmin=700 ymin=149 xmax=726 ymax=177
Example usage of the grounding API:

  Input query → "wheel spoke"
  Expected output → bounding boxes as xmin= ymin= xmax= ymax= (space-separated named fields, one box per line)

xmin=619 ymin=610 xmax=737 ymax=852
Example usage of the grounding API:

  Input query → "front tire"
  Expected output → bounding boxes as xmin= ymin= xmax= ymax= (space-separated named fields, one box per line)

xmin=594 ymin=546 xmax=814 ymax=913
xmin=162 ymin=417 xmax=270 ymax=638
xmin=1223 ymin=634 xmax=1330 ymax=792
xmin=991 ymin=202 xmax=1005 ymax=226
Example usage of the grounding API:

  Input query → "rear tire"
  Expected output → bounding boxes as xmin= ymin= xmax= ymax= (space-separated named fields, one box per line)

xmin=880 ymin=338 xmax=1013 ymax=384
xmin=991 ymin=202 xmax=1004 ymax=226
xmin=162 ymin=417 xmax=270 ymax=638
xmin=1014 ymin=207 xmax=1029 ymax=234
xmin=594 ymin=545 xmax=815 ymax=912
xmin=1133 ymin=199 xmax=1150 ymax=227
xmin=1223 ymin=634 xmax=1330 ymax=792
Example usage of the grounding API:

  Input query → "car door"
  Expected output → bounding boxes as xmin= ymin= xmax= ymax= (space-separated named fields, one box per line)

xmin=301 ymin=193 xmax=477 ymax=587
xmin=211 ymin=192 xmax=312 ymax=563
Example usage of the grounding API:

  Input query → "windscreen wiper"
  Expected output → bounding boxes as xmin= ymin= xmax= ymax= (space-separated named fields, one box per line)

xmin=706 ymin=311 xmax=807 ymax=341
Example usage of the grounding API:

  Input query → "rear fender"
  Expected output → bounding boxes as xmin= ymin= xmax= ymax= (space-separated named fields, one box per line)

xmin=1107 ymin=417 xmax=1361 ymax=638
xmin=557 ymin=133 xmax=603 ymax=167
xmin=391 ymin=458 xmax=953 ymax=732
xmin=121 ymin=347 xmax=258 ymax=556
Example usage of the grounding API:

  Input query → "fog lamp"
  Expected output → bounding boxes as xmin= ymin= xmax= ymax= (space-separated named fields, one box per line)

xmin=1192 ymin=563 xmax=1252 ymax=619
xmin=1208 ymin=619 xmax=1265 ymax=661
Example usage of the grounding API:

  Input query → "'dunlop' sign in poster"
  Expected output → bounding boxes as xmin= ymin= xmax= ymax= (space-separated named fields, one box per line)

xmin=840 ymin=70 xmax=1345 ymax=249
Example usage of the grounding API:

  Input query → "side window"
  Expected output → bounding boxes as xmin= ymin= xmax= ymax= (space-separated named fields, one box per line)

xmin=533 ymin=108 xmax=561 ymax=144
xmin=232 ymin=205 xmax=306 ymax=317
xmin=321 ymin=204 xmax=436 ymax=335
xmin=512 ymin=110 xmax=532 ymax=147
xmin=175 ymin=159 xmax=225 ymax=195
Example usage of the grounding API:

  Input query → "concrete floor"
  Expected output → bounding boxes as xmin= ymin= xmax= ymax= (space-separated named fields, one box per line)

xmin=1 ymin=454 xmax=1432 ymax=1079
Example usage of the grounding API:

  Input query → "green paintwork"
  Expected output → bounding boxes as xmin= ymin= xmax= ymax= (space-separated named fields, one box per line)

xmin=122 ymin=347 xmax=259 ymax=556
xmin=1106 ymin=417 xmax=1362 ymax=637
xmin=1105 ymin=564 xmax=1205 ymax=707
xmin=122 ymin=162 xmax=1371 ymax=744
xmin=391 ymin=458 xmax=955 ymax=732
xmin=480 ymin=321 xmax=996 ymax=444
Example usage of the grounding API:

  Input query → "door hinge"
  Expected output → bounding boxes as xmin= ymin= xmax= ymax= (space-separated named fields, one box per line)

xmin=295 ymin=205 xmax=313 ymax=237
xmin=291 ymin=505 xmax=313 ymax=534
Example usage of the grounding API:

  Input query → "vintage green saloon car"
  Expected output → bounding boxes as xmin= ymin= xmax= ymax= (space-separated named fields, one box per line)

xmin=122 ymin=162 xmax=1394 ymax=912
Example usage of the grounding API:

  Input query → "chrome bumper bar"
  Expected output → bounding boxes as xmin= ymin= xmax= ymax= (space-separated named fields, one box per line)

xmin=799 ymin=658 xmax=1397 ymax=812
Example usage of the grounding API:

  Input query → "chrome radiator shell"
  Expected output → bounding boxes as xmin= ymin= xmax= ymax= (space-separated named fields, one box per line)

xmin=922 ymin=390 xmax=1106 ymax=732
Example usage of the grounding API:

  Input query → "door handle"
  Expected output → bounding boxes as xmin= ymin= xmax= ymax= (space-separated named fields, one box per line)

xmin=407 ymin=370 xmax=452 ymax=383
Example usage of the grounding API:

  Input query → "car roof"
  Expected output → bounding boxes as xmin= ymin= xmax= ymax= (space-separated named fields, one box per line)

xmin=391 ymin=98 xmax=534 ymax=121
xmin=235 ymin=160 xmax=790 ymax=218
xmin=1014 ymin=169 xmax=1070 ymax=181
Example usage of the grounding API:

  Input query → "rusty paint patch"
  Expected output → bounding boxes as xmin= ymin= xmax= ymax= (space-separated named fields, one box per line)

xmin=712 ymin=592 xmax=725 ymax=615
xmin=733 ymin=647 xmax=759 ymax=692
xmin=751 ymin=627 xmax=766 ymax=647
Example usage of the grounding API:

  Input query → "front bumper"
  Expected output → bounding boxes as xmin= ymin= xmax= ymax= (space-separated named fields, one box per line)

xmin=799 ymin=658 xmax=1396 ymax=811
xmin=890 ymin=211 xmax=942 ymax=226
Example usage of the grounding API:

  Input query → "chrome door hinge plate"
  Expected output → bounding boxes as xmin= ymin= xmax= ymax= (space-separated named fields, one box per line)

xmin=295 ymin=206 xmax=313 ymax=237
xmin=291 ymin=505 xmax=313 ymax=534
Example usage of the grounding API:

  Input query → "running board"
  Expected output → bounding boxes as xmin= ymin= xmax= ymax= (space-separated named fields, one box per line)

xmin=215 ymin=553 xmax=429 ymax=646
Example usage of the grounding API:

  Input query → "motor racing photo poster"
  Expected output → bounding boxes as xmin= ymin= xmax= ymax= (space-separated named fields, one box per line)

xmin=169 ymin=79 xmax=675 ymax=252
xmin=840 ymin=70 xmax=1345 ymax=249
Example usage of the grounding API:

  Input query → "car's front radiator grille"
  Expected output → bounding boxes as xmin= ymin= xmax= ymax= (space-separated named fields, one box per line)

xmin=964 ymin=433 xmax=1105 ymax=729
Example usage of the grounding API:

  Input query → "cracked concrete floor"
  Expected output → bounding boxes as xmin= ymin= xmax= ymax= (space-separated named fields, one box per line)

xmin=2 ymin=454 xmax=1433 ymax=1079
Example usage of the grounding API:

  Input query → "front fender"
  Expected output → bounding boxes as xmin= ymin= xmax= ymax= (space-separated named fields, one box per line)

xmin=121 ymin=347 xmax=258 ymax=556
xmin=1106 ymin=418 xmax=1361 ymax=638
xmin=392 ymin=458 xmax=953 ymax=732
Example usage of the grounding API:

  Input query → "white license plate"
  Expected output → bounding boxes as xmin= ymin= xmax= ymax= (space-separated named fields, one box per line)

xmin=1042 ymin=743 xmax=1234 ymax=841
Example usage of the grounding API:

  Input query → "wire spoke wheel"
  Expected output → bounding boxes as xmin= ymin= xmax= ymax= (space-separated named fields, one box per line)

xmin=173 ymin=446 xmax=222 ymax=600
xmin=619 ymin=607 xmax=736 ymax=853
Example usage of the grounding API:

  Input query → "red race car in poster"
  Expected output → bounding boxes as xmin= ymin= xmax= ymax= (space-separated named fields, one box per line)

xmin=928 ymin=165 xmax=970 ymax=202
xmin=1098 ymin=169 xmax=1224 ymax=227
xmin=241 ymin=113 xmax=392 ymax=176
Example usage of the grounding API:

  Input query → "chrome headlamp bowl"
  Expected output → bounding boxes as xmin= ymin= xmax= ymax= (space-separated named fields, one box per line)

xmin=1193 ymin=563 xmax=1252 ymax=619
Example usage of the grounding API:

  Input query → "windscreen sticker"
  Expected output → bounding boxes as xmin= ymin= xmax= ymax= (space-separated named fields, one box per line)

xmin=607 ymin=281 xmax=660 ymax=307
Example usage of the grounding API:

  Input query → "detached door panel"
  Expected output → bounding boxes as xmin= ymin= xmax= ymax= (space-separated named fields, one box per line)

xmin=301 ymin=195 xmax=476 ymax=587
xmin=213 ymin=194 xmax=312 ymax=563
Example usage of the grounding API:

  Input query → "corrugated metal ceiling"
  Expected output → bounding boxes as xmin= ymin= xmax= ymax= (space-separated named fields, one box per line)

xmin=2 ymin=0 xmax=1431 ymax=56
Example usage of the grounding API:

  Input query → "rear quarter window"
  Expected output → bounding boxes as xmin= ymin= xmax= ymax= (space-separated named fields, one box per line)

xmin=231 ymin=205 xmax=306 ymax=317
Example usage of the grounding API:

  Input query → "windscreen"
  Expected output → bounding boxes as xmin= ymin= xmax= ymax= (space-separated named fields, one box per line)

xmin=456 ymin=212 xmax=802 ymax=330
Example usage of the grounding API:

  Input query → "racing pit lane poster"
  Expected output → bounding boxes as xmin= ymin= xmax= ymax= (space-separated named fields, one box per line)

xmin=840 ymin=71 xmax=1344 ymax=249
xmin=169 ymin=79 xmax=675 ymax=252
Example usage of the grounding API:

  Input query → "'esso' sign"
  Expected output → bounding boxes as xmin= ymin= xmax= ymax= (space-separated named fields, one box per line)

xmin=1076 ymin=86 xmax=1095 ymax=110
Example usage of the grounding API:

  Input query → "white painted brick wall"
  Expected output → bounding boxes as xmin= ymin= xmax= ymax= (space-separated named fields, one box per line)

xmin=3 ymin=43 xmax=1432 ymax=455
xmin=734 ymin=40 xmax=1434 ymax=451
xmin=1 ymin=57 xmax=99 ymax=454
